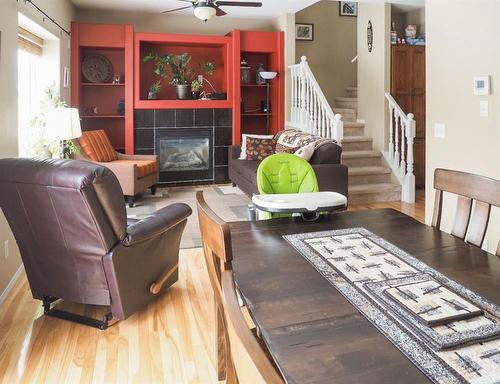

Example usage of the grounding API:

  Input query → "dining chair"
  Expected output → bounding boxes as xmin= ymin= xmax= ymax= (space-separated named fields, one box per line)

xmin=432 ymin=168 xmax=500 ymax=255
xmin=221 ymin=270 xmax=285 ymax=384
xmin=196 ymin=190 xmax=234 ymax=381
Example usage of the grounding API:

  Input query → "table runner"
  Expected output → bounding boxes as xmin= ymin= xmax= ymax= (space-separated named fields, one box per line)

xmin=284 ymin=228 xmax=500 ymax=384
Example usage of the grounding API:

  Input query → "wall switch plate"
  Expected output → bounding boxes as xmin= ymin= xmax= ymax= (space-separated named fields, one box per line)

xmin=434 ymin=123 xmax=446 ymax=138
xmin=4 ymin=240 xmax=9 ymax=259
xmin=480 ymin=100 xmax=489 ymax=117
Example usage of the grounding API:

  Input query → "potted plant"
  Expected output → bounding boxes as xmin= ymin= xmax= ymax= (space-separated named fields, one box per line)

xmin=148 ymin=80 xmax=162 ymax=100
xmin=191 ymin=78 xmax=203 ymax=100
xmin=143 ymin=52 xmax=214 ymax=100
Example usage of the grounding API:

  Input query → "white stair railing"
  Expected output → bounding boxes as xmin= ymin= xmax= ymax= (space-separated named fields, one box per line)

xmin=287 ymin=56 xmax=343 ymax=144
xmin=383 ymin=92 xmax=416 ymax=203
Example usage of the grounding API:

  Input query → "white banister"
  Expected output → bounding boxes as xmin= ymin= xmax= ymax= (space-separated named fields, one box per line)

xmin=383 ymin=92 xmax=416 ymax=203
xmin=286 ymin=56 xmax=343 ymax=144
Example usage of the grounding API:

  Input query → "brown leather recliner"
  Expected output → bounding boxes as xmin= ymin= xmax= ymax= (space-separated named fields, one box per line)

xmin=0 ymin=157 xmax=191 ymax=328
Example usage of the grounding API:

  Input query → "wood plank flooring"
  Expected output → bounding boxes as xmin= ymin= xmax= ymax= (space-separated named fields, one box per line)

xmin=0 ymin=190 xmax=424 ymax=383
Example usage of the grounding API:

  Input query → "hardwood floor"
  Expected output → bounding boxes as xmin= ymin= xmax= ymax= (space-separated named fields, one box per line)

xmin=0 ymin=191 xmax=425 ymax=383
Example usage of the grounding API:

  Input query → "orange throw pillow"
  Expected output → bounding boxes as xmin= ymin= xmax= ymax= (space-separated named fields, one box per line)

xmin=78 ymin=130 xmax=118 ymax=162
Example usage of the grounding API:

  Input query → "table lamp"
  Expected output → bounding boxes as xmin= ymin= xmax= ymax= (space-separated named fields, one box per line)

xmin=46 ymin=108 xmax=82 ymax=158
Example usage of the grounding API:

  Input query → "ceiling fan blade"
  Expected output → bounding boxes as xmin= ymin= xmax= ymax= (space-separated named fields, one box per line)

xmin=215 ymin=6 xmax=227 ymax=16
xmin=160 ymin=5 xmax=193 ymax=13
xmin=216 ymin=1 xmax=262 ymax=7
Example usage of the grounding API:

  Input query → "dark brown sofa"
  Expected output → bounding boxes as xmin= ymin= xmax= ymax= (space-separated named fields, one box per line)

xmin=229 ymin=141 xmax=348 ymax=197
xmin=0 ymin=158 xmax=191 ymax=328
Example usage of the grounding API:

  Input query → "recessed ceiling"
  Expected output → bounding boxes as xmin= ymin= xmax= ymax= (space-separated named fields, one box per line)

xmin=71 ymin=0 xmax=321 ymax=19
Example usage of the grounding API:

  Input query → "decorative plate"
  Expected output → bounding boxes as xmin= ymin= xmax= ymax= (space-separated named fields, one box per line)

xmin=82 ymin=54 xmax=113 ymax=83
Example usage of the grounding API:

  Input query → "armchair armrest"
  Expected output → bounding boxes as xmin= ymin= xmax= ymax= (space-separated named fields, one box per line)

xmin=229 ymin=145 xmax=242 ymax=160
xmin=123 ymin=203 xmax=192 ymax=246
xmin=100 ymin=161 xmax=137 ymax=184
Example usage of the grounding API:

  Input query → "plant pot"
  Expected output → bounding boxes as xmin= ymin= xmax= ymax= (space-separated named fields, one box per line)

xmin=148 ymin=92 xmax=158 ymax=100
xmin=175 ymin=84 xmax=191 ymax=100
xmin=191 ymin=91 xmax=200 ymax=100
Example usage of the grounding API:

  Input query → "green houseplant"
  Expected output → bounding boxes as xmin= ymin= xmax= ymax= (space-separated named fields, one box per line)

xmin=143 ymin=52 xmax=214 ymax=100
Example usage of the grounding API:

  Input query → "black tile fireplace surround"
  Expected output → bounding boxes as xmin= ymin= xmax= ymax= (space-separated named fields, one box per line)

xmin=134 ymin=109 xmax=232 ymax=185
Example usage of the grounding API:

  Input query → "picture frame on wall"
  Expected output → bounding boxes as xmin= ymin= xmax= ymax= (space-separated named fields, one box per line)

xmin=339 ymin=1 xmax=358 ymax=17
xmin=295 ymin=23 xmax=314 ymax=41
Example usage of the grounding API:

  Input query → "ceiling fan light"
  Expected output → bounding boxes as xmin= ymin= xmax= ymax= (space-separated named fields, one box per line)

xmin=194 ymin=5 xmax=216 ymax=21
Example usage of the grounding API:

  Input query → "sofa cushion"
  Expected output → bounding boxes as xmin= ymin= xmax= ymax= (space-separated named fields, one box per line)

xmin=245 ymin=137 xmax=276 ymax=160
xmin=230 ymin=158 xmax=260 ymax=183
xmin=112 ymin=159 xmax=157 ymax=178
xmin=309 ymin=142 xmax=342 ymax=164
xmin=79 ymin=130 xmax=118 ymax=162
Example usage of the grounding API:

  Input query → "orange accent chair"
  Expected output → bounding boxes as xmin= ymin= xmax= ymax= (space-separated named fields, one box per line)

xmin=77 ymin=130 xmax=159 ymax=207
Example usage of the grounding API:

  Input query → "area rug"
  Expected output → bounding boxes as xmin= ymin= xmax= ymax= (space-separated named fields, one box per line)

xmin=126 ymin=185 xmax=251 ymax=249
xmin=284 ymin=228 xmax=500 ymax=384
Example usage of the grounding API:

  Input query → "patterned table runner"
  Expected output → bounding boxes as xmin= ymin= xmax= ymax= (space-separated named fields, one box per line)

xmin=284 ymin=228 xmax=500 ymax=384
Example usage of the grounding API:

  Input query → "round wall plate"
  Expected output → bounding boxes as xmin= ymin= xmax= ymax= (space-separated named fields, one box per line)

xmin=82 ymin=54 xmax=113 ymax=83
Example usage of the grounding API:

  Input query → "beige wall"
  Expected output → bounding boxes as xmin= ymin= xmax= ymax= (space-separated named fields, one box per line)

xmin=425 ymin=0 xmax=500 ymax=254
xmin=295 ymin=0 xmax=357 ymax=105
xmin=75 ymin=9 xmax=276 ymax=35
xmin=357 ymin=2 xmax=390 ymax=152
xmin=0 ymin=0 xmax=74 ymax=298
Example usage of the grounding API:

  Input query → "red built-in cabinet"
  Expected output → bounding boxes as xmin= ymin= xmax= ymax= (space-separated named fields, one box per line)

xmin=230 ymin=30 xmax=285 ymax=145
xmin=71 ymin=22 xmax=134 ymax=154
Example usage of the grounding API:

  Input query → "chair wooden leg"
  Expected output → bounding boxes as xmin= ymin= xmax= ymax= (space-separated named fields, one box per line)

xmin=216 ymin=303 xmax=227 ymax=381
xmin=151 ymin=185 xmax=157 ymax=195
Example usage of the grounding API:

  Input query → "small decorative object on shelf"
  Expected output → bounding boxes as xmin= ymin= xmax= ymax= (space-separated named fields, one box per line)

xmin=240 ymin=58 xmax=251 ymax=84
xmin=117 ymin=99 xmax=125 ymax=115
xmin=112 ymin=74 xmax=122 ymax=84
xmin=82 ymin=53 xmax=113 ymax=83
xmin=391 ymin=22 xmax=397 ymax=45
xmin=143 ymin=52 xmax=214 ymax=100
xmin=405 ymin=24 xmax=417 ymax=39
xmin=256 ymin=64 xmax=266 ymax=85
xmin=190 ymin=77 xmax=203 ymax=100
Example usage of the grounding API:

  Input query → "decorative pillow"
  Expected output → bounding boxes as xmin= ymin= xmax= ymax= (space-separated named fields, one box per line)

xmin=274 ymin=129 xmax=333 ymax=150
xmin=245 ymin=137 xmax=276 ymax=160
xmin=275 ymin=143 xmax=300 ymax=154
xmin=239 ymin=134 xmax=274 ymax=159
xmin=294 ymin=142 xmax=316 ymax=161
xmin=78 ymin=129 xmax=118 ymax=162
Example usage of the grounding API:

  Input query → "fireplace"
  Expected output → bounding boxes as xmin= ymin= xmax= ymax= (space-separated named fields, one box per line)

xmin=134 ymin=109 xmax=232 ymax=185
xmin=156 ymin=128 xmax=213 ymax=183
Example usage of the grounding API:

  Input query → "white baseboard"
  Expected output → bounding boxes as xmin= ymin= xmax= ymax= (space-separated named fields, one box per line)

xmin=0 ymin=265 xmax=24 ymax=305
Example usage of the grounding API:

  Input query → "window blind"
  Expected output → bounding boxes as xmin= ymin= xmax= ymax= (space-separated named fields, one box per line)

xmin=17 ymin=27 xmax=44 ymax=56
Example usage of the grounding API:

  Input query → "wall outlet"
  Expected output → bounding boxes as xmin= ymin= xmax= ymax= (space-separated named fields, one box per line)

xmin=4 ymin=240 xmax=9 ymax=259
xmin=434 ymin=123 xmax=446 ymax=138
xmin=480 ymin=100 xmax=489 ymax=117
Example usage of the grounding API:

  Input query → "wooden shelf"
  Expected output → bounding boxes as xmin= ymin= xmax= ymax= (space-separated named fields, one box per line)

xmin=81 ymin=115 xmax=125 ymax=119
xmin=241 ymin=84 xmax=271 ymax=88
xmin=81 ymin=83 xmax=125 ymax=87
xmin=135 ymin=99 xmax=232 ymax=109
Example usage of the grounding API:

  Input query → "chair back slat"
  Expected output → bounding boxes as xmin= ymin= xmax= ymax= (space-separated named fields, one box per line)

xmin=450 ymin=196 xmax=472 ymax=239
xmin=196 ymin=190 xmax=233 ymax=381
xmin=466 ymin=201 xmax=491 ymax=248
xmin=221 ymin=271 xmax=285 ymax=384
xmin=432 ymin=168 xmax=500 ymax=254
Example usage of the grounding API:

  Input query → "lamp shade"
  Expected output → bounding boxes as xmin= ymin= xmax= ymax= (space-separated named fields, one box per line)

xmin=194 ymin=4 xmax=216 ymax=21
xmin=46 ymin=108 xmax=82 ymax=142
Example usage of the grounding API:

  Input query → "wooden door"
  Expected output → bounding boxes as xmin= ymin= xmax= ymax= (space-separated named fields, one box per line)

xmin=391 ymin=45 xmax=426 ymax=188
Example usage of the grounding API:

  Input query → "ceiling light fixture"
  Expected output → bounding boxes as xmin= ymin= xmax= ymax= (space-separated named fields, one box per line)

xmin=194 ymin=2 xmax=216 ymax=22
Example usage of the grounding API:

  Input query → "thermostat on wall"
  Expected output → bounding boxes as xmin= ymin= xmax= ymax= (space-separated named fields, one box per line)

xmin=473 ymin=76 xmax=490 ymax=96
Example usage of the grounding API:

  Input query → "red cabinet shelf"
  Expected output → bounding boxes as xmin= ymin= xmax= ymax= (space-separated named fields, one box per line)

xmin=135 ymin=99 xmax=232 ymax=110
xmin=81 ymin=83 xmax=125 ymax=87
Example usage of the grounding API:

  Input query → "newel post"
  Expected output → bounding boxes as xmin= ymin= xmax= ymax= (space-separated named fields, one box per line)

xmin=402 ymin=113 xmax=416 ymax=203
xmin=300 ymin=56 xmax=307 ymax=130
xmin=333 ymin=114 xmax=344 ymax=145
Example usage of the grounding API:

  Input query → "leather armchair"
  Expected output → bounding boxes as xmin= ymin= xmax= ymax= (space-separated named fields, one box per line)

xmin=0 ymin=158 xmax=191 ymax=328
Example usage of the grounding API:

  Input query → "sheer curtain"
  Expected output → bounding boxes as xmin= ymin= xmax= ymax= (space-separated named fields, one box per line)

xmin=18 ymin=48 xmax=45 ymax=156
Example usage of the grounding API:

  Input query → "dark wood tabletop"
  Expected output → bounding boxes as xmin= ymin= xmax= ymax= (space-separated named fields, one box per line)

xmin=229 ymin=209 xmax=500 ymax=384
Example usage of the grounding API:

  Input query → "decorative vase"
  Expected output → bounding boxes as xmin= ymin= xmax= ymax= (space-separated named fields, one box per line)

xmin=175 ymin=84 xmax=191 ymax=100
xmin=240 ymin=58 xmax=251 ymax=84
xmin=147 ymin=92 xmax=158 ymax=100
xmin=256 ymin=64 xmax=266 ymax=85
xmin=191 ymin=91 xmax=200 ymax=100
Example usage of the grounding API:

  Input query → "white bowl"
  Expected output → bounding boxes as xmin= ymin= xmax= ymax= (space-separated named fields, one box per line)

xmin=259 ymin=71 xmax=278 ymax=80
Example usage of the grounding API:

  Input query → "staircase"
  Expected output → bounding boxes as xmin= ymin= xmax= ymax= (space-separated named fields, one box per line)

xmin=333 ymin=87 xmax=401 ymax=204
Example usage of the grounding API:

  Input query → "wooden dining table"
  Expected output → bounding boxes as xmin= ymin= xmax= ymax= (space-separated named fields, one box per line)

xmin=229 ymin=208 xmax=500 ymax=384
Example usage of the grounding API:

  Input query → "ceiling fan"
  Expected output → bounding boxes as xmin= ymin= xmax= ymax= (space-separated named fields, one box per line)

xmin=161 ymin=0 xmax=263 ymax=22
